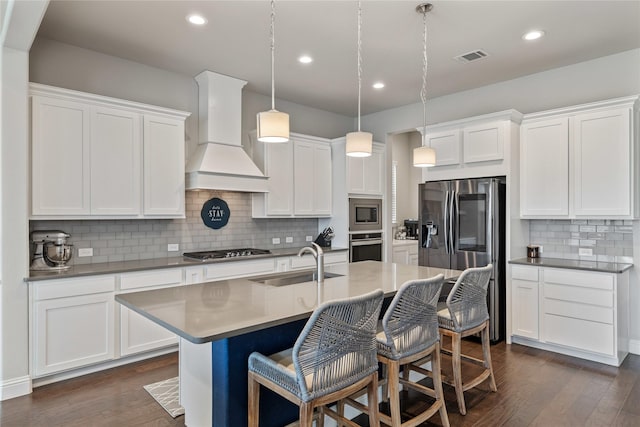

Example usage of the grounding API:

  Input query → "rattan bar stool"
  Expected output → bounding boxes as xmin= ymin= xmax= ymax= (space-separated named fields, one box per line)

xmin=247 ymin=290 xmax=384 ymax=427
xmin=436 ymin=264 xmax=497 ymax=415
xmin=343 ymin=275 xmax=450 ymax=427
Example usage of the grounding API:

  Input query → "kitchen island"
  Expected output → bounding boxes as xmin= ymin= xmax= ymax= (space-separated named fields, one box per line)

xmin=116 ymin=260 xmax=461 ymax=427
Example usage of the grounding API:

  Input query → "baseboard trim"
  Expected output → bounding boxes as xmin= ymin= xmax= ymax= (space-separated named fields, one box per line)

xmin=1 ymin=375 xmax=32 ymax=401
xmin=629 ymin=339 xmax=640 ymax=355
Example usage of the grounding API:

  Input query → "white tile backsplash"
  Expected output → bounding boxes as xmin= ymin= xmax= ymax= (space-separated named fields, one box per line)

xmin=528 ymin=219 xmax=634 ymax=263
xmin=30 ymin=190 xmax=320 ymax=265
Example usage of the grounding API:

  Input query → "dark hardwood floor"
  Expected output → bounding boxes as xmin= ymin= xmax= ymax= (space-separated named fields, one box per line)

xmin=1 ymin=341 xmax=639 ymax=426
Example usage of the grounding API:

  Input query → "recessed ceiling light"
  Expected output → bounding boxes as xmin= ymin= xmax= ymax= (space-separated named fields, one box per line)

xmin=372 ymin=82 xmax=385 ymax=89
xmin=186 ymin=14 xmax=207 ymax=26
xmin=298 ymin=55 xmax=313 ymax=64
xmin=522 ymin=30 xmax=545 ymax=41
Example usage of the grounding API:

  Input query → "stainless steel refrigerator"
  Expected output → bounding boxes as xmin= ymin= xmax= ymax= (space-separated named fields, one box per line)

xmin=419 ymin=177 xmax=506 ymax=342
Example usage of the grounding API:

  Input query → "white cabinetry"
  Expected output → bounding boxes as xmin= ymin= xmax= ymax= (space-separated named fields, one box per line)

xmin=30 ymin=83 xmax=190 ymax=219
xmin=30 ymin=275 xmax=116 ymax=377
xmin=392 ymin=240 xmax=419 ymax=265
xmin=520 ymin=96 xmax=638 ymax=219
xmin=289 ymin=251 xmax=348 ymax=270
xmin=347 ymin=143 xmax=384 ymax=196
xmin=509 ymin=263 xmax=629 ymax=366
xmin=420 ymin=110 xmax=522 ymax=182
xmin=252 ymin=132 xmax=332 ymax=217
xmin=510 ymin=265 xmax=539 ymax=340
xmin=143 ymin=115 xmax=186 ymax=216
xmin=118 ymin=268 xmax=183 ymax=356
xmin=520 ymin=118 xmax=569 ymax=217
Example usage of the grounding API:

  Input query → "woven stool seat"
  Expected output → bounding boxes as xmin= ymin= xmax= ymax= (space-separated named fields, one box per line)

xmin=248 ymin=289 xmax=384 ymax=427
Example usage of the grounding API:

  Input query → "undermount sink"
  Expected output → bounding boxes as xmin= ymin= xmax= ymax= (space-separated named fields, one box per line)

xmin=250 ymin=271 xmax=344 ymax=287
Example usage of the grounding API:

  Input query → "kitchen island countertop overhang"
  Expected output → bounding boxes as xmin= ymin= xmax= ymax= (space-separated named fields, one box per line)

xmin=115 ymin=261 xmax=462 ymax=345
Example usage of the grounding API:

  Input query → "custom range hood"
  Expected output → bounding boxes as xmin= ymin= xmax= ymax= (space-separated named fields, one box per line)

xmin=185 ymin=71 xmax=268 ymax=192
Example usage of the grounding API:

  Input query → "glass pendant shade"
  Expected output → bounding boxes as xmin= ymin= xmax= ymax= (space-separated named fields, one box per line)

xmin=257 ymin=109 xmax=289 ymax=143
xmin=346 ymin=131 xmax=373 ymax=157
xmin=413 ymin=145 xmax=436 ymax=167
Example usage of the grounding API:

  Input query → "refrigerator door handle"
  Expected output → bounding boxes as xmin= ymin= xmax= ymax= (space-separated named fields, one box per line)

xmin=450 ymin=190 xmax=457 ymax=254
xmin=444 ymin=190 xmax=450 ymax=254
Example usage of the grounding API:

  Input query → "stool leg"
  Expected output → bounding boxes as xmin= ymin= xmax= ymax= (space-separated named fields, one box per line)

xmin=300 ymin=402 xmax=314 ymax=427
xmin=451 ymin=332 xmax=466 ymax=415
xmin=248 ymin=372 xmax=260 ymax=427
xmin=317 ymin=406 xmax=325 ymax=427
xmin=432 ymin=342 xmax=450 ymax=427
xmin=481 ymin=321 xmax=498 ymax=392
xmin=380 ymin=362 xmax=389 ymax=403
xmin=387 ymin=360 xmax=402 ymax=427
xmin=336 ymin=399 xmax=344 ymax=427
xmin=367 ymin=372 xmax=381 ymax=427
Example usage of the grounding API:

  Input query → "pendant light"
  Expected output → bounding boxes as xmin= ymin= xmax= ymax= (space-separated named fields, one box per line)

xmin=345 ymin=0 xmax=373 ymax=157
xmin=257 ymin=0 xmax=289 ymax=143
xmin=413 ymin=3 xmax=436 ymax=167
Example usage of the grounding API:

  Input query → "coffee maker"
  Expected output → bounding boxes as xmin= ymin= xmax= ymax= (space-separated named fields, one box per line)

xmin=404 ymin=219 xmax=419 ymax=240
xmin=30 ymin=230 xmax=73 ymax=271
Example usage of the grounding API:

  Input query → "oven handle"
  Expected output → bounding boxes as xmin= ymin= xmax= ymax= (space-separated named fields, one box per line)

xmin=350 ymin=239 xmax=383 ymax=247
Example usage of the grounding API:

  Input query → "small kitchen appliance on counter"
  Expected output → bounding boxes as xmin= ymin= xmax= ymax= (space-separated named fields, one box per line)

xmin=30 ymin=230 xmax=73 ymax=271
xmin=404 ymin=219 xmax=419 ymax=240
xmin=527 ymin=245 xmax=540 ymax=258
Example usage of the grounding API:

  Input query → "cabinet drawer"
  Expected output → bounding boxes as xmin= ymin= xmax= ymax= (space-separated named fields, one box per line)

xmin=511 ymin=265 xmax=538 ymax=281
xmin=544 ymin=268 xmax=613 ymax=291
xmin=204 ymin=259 xmax=275 ymax=281
xmin=544 ymin=298 xmax=613 ymax=324
xmin=290 ymin=251 xmax=348 ymax=270
xmin=543 ymin=313 xmax=614 ymax=356
xmin=120 ymin=268 xmax=183 ymax=290
xmin=544 ymin=283 xmax=613 ymax=307
xmin=33 ymin=275 xmax=116 ymax=300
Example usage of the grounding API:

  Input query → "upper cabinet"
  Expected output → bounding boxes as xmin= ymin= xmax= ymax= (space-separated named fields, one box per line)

xmin=252 ymin=132 xmax=332 ymax=218
xmin=520 ymin=96 xmax=639 ymax=219
xmin=30 ymin=84 xmax=190 ymax=219
xmin=347 ymin=143 xmax=385 ymax=196
xmin=419 ymin=110 xmax=522 ymax=182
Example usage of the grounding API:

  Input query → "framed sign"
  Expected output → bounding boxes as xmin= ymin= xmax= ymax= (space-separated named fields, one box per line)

xmin=201 ymin=197 xmax=230 ymax=230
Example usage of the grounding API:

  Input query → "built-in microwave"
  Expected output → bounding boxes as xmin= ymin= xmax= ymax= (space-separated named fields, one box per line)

xmin=349 ymin=198 xmax=382 ymax=231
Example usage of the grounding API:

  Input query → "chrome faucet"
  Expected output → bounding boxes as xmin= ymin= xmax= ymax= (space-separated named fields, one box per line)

xmin=298 ymin=242 xmax=325 ymax=283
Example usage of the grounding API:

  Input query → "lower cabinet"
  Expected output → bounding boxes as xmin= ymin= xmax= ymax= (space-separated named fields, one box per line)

xmin=31 ymin=275 xmax=116 ymax=377
xmin=118 ymin=268 xmax=183 ymax=356
xmin=392 ymin=240 xmax=419 ymax=265
xmin=509 ymin=263 xmax=629 ymax=366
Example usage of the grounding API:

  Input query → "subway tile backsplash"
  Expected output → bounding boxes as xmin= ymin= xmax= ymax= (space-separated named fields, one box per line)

xmin=529 ymin=219 xmax=634 ymax=264
xmin=30 ymin=191 xmax=319 ymax=265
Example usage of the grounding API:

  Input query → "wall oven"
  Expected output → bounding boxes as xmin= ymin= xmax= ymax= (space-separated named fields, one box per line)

xmin=349 ymin=232 xmax=383 ymax=262
xmin=349 ymin=198 xmax=382 ymax=232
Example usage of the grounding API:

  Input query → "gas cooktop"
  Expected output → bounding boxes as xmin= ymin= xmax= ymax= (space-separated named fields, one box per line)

xmin=183 ymin=248 xmax=272 ymax=261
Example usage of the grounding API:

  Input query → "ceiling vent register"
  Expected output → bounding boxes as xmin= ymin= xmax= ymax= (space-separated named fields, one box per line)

xmin=454 ymin=49 xmax=489 ymax=63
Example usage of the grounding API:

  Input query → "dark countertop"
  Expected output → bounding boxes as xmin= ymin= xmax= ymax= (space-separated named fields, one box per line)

xmin=509 ymin=257 xmax=633 ymax=274
xmin=26 ymin=246 xmax=348 ymax=282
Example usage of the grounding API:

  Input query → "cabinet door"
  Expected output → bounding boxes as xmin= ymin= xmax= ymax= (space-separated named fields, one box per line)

xmin=313 ymin=143 xmax=332 ymax=215
xmin=573 ymin=108 xmax=632 ymax=216
xmin=91 ymin=107 xmax=141 ymax=215
xmin=511 ymin=266 xmax=539 ymax=340
xmin=426 ymin=129 xmax=461 ymax=166
xmin=120 ymin=304 xmax=178 ymax=356
xmin=34 ymin=293 xmax=114 ymax=376
xmin=347 ymin=156 xmax=366 ymax=194
xmin=520 ymin=118 xmax=569 ymax=217
xmin=31 ymin=96 xmax=91 ymax=215
xmin=364 ymin=149 xmax=384 ymax=195
xmin=265 ymin=141 xmax=294 ymax=215
xmin=392 ymin=247 xmax=410 ymax=264
xmin=294 ymin=140 xmax=315 ymax=215
xmin=463 ymin=121 xmax=504 ymax=163
xmin=143 ymin=115 xmax=185 ymax=216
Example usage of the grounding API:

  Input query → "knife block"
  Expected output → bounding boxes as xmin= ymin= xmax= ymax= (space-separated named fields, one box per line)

xmin=314 ymin=234 xmax=332 ymax=248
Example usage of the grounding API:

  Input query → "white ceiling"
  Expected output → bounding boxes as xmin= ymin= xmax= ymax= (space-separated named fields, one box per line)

xmin=36 ymin=0 xmax=640 ymax=116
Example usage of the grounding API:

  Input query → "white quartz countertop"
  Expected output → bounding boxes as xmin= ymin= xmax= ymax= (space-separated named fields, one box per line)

xmin=392 ymin=239 xmax=419 ymax=247
xmin=115 ymin=261 xmax=461 ymax=344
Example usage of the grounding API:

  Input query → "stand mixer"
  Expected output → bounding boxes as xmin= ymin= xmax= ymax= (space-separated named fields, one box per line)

xmin=30 ymin=230 xmax=73 ymax=271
